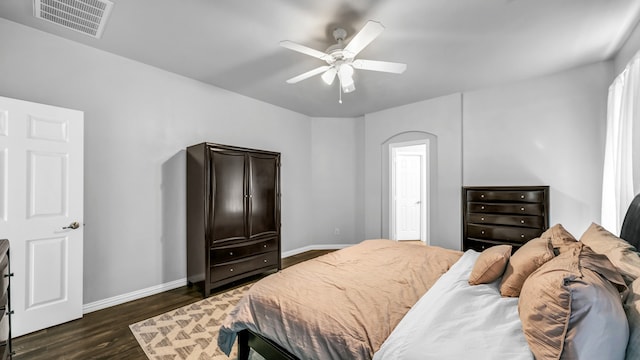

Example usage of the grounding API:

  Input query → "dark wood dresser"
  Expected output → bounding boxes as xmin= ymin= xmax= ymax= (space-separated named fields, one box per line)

xmin=0 ymin=240 xmax=12 ymax=359
xmin=187 ymin=143 xmax=281 ymax=297
xmin=463 ymin=186 xmax=549 ymax=251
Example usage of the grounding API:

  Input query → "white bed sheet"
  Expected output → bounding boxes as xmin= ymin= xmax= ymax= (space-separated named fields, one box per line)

xmin=374 ymin=250 xmax=533 ymax=360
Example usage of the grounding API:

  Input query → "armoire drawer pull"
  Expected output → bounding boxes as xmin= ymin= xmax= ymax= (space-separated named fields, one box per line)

xmin=520 ymin=207 xmax=525 ymax=211
xmin=521 ymin=220 xmax=525 ymax=224
xmin=229 ymin=251 xmax=234 ymax=256
xmin=520 ymin=195 xmax=525 ymax=199
xmin=263 ymin=259 xmax=268 ymax=263
xmin=229 ymin=268 xmax=234 ymax=272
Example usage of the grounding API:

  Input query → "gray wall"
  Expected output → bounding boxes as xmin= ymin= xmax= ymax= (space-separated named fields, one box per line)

xmin=310 ymin=117 xmax=361 ymax=246
xmin=615 ymin=18 xmax=640 ymax=74
xmin=463 ymin=62 xmax=613 ymax=236
xmin=363 ymin=93 xmax=463 ymax=250
xmin=0 ymin=19 xmax=313 ymax=304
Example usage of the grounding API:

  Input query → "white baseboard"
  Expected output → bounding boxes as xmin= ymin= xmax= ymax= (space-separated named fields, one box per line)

xmin=82 ymin=278 xmax=187 ymax=314
xmin=281 ymin=243 xmax=352 ymax=258
xmin=82 ymin=243 xmax=352 ymax=314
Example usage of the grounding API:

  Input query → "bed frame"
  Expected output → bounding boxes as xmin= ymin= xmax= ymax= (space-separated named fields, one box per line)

xmin=237 ymin=329 xmax=297 ymax=360
xmin=236 ymin=193 xmax=640 ymax=360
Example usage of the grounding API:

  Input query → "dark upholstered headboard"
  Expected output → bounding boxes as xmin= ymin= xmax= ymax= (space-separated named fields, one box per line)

xmin=620 ymin=193 xmax=640 ymax=250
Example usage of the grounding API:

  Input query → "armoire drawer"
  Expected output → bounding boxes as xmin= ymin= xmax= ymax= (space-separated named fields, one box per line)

xmin=210 ymin=251 xmax=279 ymax=283
xmin=210 ymin=237 xmax=278 ymax=264
xmin=468 ymin=202 xmax=544 ymax=216
xmin=466 ymin=224 xmax=544 ymax=244
xmin=466 ymin=213 xmax=544 ymax=229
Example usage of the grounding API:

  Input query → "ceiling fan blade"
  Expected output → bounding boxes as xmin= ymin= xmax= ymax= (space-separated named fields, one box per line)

xmin=343 ymin=20 xmax=385 ymax=58
xmin=352 ymin=59 xmax=407 ymax=74
xmin=280 ymin=40 xmax=329 ymax=60
xmin=286 ymin=66 xmax=331 ymax=84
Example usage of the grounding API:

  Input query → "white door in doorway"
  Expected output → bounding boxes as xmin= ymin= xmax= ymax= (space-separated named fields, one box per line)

xmin=395 ymin=153 xmax=422 ymax=240
xmin=0 ymin=96 xmax=84 ymax=336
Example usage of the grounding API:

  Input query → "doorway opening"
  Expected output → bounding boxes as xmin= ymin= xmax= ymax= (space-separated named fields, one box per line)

xmin=389 ymin=140 xmax=429 ymax=243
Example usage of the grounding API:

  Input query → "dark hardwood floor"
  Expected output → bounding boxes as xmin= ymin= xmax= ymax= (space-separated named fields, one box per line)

xmin=12 ymin=249 xmax=335 ymax=360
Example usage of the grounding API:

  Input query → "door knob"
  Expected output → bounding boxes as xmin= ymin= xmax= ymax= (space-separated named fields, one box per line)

xmin=63 ymin=221 xmax=80 ymax=230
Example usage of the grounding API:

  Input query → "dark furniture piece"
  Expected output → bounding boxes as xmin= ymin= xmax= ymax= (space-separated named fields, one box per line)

xmin=463 ymin=186 xmax=550 ymax=251
xmin=239 ymin=330 xmax=296 ymax=360
xmin=186 ymin=143 xmax=281 ymax=297
xmin=0 ymin=240 xmax=12 ymax=359
xmin=621 ymin=193 xmax=640 ymax=250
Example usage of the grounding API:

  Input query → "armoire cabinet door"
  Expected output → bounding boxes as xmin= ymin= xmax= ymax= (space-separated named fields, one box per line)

xmin=209 ymin=149 xmax=247 ymax=242
xmin=248 ymin=153 xmax=280 ymax=238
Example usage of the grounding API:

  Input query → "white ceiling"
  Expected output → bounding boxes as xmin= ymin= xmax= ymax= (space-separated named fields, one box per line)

xmin=1 ymin=0 xmax=640 ymax=117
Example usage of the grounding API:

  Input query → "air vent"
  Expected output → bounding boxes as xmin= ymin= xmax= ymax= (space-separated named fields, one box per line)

xmin=33 ymin=0 xmax=114 ymax=39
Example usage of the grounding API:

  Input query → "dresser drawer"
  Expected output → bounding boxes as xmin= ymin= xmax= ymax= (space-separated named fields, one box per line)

xmin=467 ymin=224 xmax=543 ymax=244
xmin=467 ymin=190 xmax=545 ymax=203
xmin=210 ymin=237 xmax=277 ymax=264
xmin=468 ymin=202 xmax=544 ymax=216
xmin=466 ymin=213 xmax=544 ymax=229
xmin=210 ymin=251 xmax=279 ymax=283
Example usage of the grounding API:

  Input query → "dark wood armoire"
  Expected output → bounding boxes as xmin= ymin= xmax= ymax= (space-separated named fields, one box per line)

xmin=186 ymin=143 xmax=281 ymax=297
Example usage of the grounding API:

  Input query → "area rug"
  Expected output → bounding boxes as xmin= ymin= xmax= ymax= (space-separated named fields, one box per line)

xmin=130 ymin=284 xmax=252 ymax=360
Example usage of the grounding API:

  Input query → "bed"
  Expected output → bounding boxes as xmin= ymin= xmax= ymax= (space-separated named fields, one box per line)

xmin=218 ymin=194 xmax=640 ymax=360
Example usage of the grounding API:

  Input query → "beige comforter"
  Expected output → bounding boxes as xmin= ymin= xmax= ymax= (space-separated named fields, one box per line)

xmin=218 ymin=239 xmax=462 ymax=359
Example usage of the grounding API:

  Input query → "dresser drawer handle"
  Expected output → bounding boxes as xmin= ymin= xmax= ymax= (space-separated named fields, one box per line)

xmin=263 ymin=259 xmax=268 ymax=263
xmin=521 ymin=234 xmax=525 ymax=238
xmin=480 ymin=194 xmax=485 ymax=198
xmin=520 ymin=194 xmax=525 ymax=199
xmin=481 ymin=217 xmax=485 ymax=221
xmin=229 ymin=268 xmax=234 ymax=272
xmin=229 ymin=251 xmax=234 ymax=256
xmin=263 ymin=244 xmax=268 ymax=248
xmin=520 ymin=207 xmax=525 ymax=211
xmin=520 ymin=220 xmax=525 ymax=224
xmin=481 ymin=206 xmax=485 ymax=210
xmin=481 ymin=230 xmax=485 ymax=235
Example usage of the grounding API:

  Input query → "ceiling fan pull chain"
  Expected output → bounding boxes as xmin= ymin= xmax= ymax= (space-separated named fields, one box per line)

xmin=339 ymin=82 xmax=343 ymax=104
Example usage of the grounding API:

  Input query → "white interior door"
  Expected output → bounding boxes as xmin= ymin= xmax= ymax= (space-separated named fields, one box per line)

xmin=394 ymin=153 xmax=422 ymax=240
xmin=0 ymin=96 xmax=84 ymax=337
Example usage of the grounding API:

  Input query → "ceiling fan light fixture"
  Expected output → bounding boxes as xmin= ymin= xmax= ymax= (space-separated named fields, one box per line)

xmin=321 ymin=68 xmax=337 ymax=85
xmin=342 ymin=81 xmax=356 ymax=94
xmin=337 ymin=64 xmax=355 ymax=93
xmin=280 ymin=20 xmax=406 ymax=100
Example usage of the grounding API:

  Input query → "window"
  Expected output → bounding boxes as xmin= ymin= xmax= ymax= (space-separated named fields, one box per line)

xmin=602 ymin=51 xmax=640 ymax=233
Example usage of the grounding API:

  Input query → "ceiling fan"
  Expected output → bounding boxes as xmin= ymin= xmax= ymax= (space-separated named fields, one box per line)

xmin=280 ymin=20 xmax=407 ymax=102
